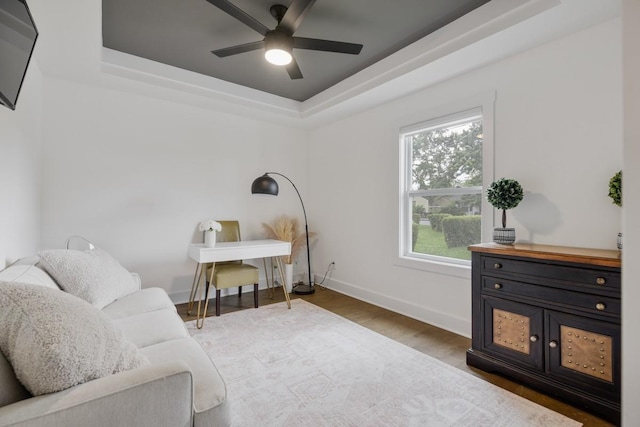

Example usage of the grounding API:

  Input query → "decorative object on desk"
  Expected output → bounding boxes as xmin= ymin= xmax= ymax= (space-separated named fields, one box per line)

xmin=199 ymin=219 xmax=222 ymax=248
xmin=251 ymin=172 xmax=316 ymax=295
xmin=608 ymin=170 xmax=622 ymax=250
xmin=487 ymin=178 xmax=524 ymax=245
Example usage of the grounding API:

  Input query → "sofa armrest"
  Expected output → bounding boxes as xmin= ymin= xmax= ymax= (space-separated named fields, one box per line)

xmin=0 ymin=362 xmax=193 ymax=427
xmin=130 ymin=272 xmax=142 ymax=291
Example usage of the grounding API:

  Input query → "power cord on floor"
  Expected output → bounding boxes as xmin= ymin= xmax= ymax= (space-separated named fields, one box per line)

xmin=315 ymin=261 xmax=335 ymax=290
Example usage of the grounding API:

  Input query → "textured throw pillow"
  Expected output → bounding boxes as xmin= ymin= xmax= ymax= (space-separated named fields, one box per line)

xmin=0 ymin=282 xmax=148 ymax=396
xmin=38 ymin=248 xmax=138 ymax=309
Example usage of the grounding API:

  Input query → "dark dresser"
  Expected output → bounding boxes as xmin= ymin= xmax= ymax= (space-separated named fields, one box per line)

xmin=467 ymin=243 xmax=621 ymax=424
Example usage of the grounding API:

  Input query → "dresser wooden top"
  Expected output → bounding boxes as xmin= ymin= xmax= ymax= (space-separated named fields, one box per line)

xmin=468 ymin=243 xmax=621 ymax=268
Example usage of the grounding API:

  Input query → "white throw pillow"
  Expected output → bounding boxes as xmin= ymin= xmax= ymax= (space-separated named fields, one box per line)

xmin=38 ymin=248 xmax=138 ymax=309
xmin=0 ymin=282 xmax=149 ymax=396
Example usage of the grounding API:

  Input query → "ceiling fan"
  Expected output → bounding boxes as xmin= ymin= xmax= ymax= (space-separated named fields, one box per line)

xmin=206 ymin=0 xmax=363 ymax=79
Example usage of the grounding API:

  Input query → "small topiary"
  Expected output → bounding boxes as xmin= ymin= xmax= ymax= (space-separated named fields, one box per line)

xmin=608 ymin=170 xmax=621 ymax=207
xmin=487 ymin=178 xmax=524 ymax=228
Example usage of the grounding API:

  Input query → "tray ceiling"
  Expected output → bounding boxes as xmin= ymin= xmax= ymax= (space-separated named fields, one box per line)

xmin=102 ymin=0 xmax=491 ymax=102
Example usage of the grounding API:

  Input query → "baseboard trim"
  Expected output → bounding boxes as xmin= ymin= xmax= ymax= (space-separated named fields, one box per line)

xmin=315 ymin=275 xmax=471 ymax=339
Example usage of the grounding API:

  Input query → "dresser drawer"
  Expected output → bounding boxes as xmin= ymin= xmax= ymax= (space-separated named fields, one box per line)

xmin=481 ymin=256 xmax=620 ymax=291
xmin=482 ymin=276 xmax=621 ymax=317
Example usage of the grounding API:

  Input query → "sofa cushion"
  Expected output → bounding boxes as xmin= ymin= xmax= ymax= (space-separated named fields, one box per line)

xmin=140 ymin=338 xmax=230 ymax=427
xmin=38 ymin=248 xmax=138 ymax=309
xmin=111 ymin=309 xmax=190 ymax=348
xmin=102 ymin=287 xmax=177 ymax=320
xmin=0 ymin=257 xmax=60 ymax=289
xmin=0 ymin=282 xmax=149 ymax=396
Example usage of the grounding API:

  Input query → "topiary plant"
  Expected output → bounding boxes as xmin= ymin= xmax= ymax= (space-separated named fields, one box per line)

xmin=608 ymin=170 xmax=622 ymax=207
xmin=487 ymin=178 xmax=524 ymax=228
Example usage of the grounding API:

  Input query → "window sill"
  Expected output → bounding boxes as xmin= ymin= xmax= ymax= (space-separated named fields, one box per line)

xmin=396 ymin=255 xmax=471 ymax=280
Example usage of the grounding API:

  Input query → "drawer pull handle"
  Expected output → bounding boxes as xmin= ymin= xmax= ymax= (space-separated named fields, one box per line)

xmin=596 ymin=277 xmax=606 ymax=285
xmin=549 ymin=340 xmax=558 ymax=348
xmin=493 ymin=263 xmax=502 ymax=269
xmin=530 ymin=335 xmax=539 ymax=343
xmin=596 ymin=302 xmax=606 ymax=311
xmin=494 ymin=283 xmax=502 ymax=290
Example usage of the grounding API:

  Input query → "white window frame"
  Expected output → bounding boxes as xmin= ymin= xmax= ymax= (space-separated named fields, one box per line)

xmin=397 ymin=92 xmax=495 ymax=278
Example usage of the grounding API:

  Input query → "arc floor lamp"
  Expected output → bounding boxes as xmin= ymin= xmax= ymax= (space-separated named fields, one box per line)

xmin=251 ymin=172 xmax=315 ymax=295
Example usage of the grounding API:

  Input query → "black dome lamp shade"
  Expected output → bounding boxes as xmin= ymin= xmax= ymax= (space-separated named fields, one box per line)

xmin=251 ymin=172 xmax=314 ymax=295
xmin=251 ymin=174 xmax=279 ymax=196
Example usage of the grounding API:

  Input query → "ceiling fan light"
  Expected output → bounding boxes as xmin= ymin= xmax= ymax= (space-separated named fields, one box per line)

xmin=264 ymin=30 xmax=293 ymax=66
xmin=265 ymin=48 xmax=292 ymax=65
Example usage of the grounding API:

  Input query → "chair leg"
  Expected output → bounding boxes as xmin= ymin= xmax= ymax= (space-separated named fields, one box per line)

xmin=254 ymin=283 xmax=259 ymax=308
xmin=216 ymin=289 xmax=221 ymax=316
xmin=238 ymin=285 xmax=242 ymax=298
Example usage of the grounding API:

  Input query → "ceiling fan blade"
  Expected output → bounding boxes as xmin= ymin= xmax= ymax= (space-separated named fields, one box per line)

xmin=286 ymin=57 xmax=303 ymax=80
xmin=205 ymin=0 xmax=269 ymax=36
xmin=212 ymin=40 xmax=264 ymax=57
xmin=277 ymin=0 xmax=316 ymax=34
xmin=293 ymin=37 xmax=363 ymax=55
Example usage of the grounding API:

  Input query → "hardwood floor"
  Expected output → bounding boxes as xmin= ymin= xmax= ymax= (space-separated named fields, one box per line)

xmin=176 ymin=285 xmax=614 ymax=427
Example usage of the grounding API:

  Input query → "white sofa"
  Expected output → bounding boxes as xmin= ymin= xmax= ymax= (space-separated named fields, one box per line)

xmin=0 ymin=252 xmax=230 ymax=427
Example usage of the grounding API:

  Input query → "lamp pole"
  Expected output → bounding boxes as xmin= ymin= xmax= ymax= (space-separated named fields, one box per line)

xmin=251 ymin=172 xmax=314 ymax=294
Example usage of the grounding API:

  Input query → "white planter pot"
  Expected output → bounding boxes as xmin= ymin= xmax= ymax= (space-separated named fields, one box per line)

xmin=493 ymin=227 xmax=515 ymax=245
xmin=283 ymin=263 xmax=294 ymax=293
xmin=204 ymin=230 xmax=216 ymax=248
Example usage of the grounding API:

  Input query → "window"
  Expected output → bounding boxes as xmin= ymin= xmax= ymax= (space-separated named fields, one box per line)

xmin=399 ymin=101 xmax=493 ymax=268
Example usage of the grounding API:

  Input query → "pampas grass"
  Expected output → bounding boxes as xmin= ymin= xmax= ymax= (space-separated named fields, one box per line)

xmin=262 ymin=215 xmax=316 ymax=264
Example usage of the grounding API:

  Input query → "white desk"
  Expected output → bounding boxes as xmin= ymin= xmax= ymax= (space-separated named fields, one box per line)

xmin=187 ymin=239 xmax=292 ymax=328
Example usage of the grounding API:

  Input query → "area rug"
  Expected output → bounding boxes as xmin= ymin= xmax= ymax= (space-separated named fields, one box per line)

xmin=186 ymin=300 xmax=581 ymax=427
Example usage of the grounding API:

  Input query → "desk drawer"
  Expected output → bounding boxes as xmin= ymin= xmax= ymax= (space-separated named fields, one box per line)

xmin=482 ymin=276 xmax=621 ymax=317
xmin=481 ymin=256 xmax=620 ymax=290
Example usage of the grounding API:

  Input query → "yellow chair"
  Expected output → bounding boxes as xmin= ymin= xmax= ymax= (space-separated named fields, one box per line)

xmin=204 ymin=221 xmax=259 ymax=316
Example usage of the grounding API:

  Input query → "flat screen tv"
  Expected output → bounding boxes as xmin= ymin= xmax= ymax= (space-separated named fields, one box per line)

xmin=0 ymin=0 xmax=38 ymax=110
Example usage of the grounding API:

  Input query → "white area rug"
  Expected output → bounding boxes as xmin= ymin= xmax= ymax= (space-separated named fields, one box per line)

xmin=186 ymin=300 xmax=581 ymax=427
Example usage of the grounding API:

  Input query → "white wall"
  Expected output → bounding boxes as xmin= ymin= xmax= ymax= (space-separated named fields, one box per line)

xmin=15 ymin=0 xmax=310 ymax=301
xmin=621 ymin=0 xmax=639 ymax=424
xmin=39 ymin=76 xmax=308 ymax=301
xmin=308 ymin=18 xmax=622 ymax=337
xmin=0 ymin=61 xmax=42 ymax=267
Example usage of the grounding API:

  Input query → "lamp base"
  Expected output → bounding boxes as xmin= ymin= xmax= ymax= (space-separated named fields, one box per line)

xmin=292 ymin=283 xmax=315 ymax=295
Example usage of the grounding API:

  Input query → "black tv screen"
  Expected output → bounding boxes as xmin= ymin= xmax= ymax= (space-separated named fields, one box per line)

xmin=0 ymin=0 xmax=38 ymax=110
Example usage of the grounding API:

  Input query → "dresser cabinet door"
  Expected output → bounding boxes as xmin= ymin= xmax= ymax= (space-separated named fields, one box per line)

xmin=482 ymin=296 xmax=544 ymax=370
xmin=547 ymin=311 xmax=620 ymax=401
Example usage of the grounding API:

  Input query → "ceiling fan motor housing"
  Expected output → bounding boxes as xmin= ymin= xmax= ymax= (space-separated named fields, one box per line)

xmin=265 ymin=30 xmax=293 ymax=51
